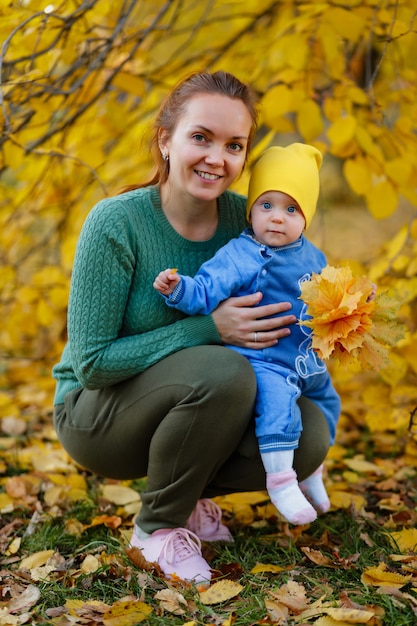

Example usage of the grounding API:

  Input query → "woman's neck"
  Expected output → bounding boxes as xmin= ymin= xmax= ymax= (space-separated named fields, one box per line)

xmin=159 ymin=183 xmax=219 ymax=241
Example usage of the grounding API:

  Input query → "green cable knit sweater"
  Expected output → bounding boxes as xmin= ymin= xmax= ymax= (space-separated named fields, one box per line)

xmin=52 ymin=186 xmax=248 ymax=405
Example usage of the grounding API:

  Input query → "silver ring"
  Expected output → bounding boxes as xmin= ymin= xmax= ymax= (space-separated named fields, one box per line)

xmin=254 ymin=332 xmax=258 ymax=343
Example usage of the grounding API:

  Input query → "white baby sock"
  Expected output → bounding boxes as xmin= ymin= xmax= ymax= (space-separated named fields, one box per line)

xmin=299 ymin=464 xmax=330 ymax=513
xmin=261 ymin=450 xmax=317 ymax=525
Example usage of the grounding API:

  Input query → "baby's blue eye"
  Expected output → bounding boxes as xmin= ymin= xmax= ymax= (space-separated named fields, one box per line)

xmin=262 ymin=201 xmax=272 ymax=210
xmin=287 ymin=205 xmax=297 ymax=214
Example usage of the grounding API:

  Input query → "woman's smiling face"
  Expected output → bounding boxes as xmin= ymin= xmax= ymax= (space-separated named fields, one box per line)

xmin=160 ymin=93 xmax=252 ymax=203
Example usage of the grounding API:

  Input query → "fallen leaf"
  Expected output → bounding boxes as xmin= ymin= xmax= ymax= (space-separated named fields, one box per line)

xmin=19 ymin=550 xmax=55 ymax=570
xmin=344 ymin=458 xmax=385 ymax=475
xmin=6 ymin=537 xmax=21 ymax=556
xmin=329 ymin=490 xmax=366 ymax=511
xmin=301 ymin=547 xmax=337 ymax=568
xmin=89 ymin=515 xmax=123 ymax=529
xmin=102 ymin=599 xmax=152 ymax=625
xmin=264 ymin=598 xmax=289 ymax=622
xmin=361 ymin=562 xmax=412 ymax=588
xmin=388 ymin=528 xmax=417 ymax=552
xmin=199 ymin=580 xmax=243 ymax=605
xmin=81 ymin=554 xmax=100 ymax=574
xmin=7 ymin=584 xmax=41 ymax=613
xmin=250 ymin=562 xmax=286 ymax=574
xmin=326 ymin=606 xmax=375 ymax=622
xmin=154 ymin=588 xmax=187 ymax=615
xmin=100 ymin=485 xmax=141 ymax=506
xmin=0 ymin=493 xmax=14 ymax=512
xmin=268 ymin=580 xmax=309 ymax=612
xmin=126 ymin=546 xmax=164 ymax=577
xmin=0 ymin=607 xmax=21 ymax=625
xmin=1 ymin=416 xmax=27 ymax=436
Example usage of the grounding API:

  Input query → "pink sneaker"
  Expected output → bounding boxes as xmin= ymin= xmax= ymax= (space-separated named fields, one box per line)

xmin=130 ymin=527 xmax=211 ymax=583
xmin=186 ymin=499 xmax=233 ymax=542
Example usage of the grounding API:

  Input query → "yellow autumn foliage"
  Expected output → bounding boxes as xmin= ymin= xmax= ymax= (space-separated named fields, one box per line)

xmin=0 ymin=0 xmax=416 ymax=443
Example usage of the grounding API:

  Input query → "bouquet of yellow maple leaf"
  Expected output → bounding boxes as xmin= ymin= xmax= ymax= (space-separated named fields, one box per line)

xmin=299 ymin=265 xmax=403 ymax=370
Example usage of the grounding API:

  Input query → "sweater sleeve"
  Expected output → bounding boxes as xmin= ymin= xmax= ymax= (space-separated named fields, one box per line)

xmin=66 ymin=203 xmax=221 ymax=390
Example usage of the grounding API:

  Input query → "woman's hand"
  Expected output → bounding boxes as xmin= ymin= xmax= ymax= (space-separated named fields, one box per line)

xmin=212 ymin=292 xmax=296 ymax=348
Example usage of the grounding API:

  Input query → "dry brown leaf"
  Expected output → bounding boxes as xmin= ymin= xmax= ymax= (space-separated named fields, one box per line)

xmin=125 ymin=546 xmax=164 ymax=577
xmin=264 ymin=598 xmax=289 ymax=623
xmin=154 ymin=588 xmax=187 ymax=615
xmin=7 ymin=584 xmax=41 ymax=613
xmin=301 ymin=547 xmax=337 ymax=568
xmin=268 ymin=580 xmax=309 ymax=613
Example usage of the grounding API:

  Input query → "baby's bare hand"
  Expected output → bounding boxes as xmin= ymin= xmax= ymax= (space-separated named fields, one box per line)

xmin=153 ymin=269 xmax=180 ymax=295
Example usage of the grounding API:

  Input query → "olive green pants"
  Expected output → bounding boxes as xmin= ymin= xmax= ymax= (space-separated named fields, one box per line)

xmin=54 ymin=346 xmax=329 ymax=533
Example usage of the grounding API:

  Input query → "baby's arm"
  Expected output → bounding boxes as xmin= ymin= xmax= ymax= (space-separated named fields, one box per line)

xmin=153 ymin=268 xmax=180 ymax=296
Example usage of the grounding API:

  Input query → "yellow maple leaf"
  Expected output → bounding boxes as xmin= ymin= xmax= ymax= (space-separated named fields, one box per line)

xmin=299 ymin=265 xmax=404 ymax=370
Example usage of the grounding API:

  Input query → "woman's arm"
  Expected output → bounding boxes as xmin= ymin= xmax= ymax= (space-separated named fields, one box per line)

xmin=212 ymin=292 xmax=296 ymax=349
xmin=67 ymin=202 xmax=222 ymax=389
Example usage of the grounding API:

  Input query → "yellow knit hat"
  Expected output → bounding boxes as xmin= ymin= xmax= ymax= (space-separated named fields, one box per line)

xmin=246 ymin=143 xmax=323 ymax=228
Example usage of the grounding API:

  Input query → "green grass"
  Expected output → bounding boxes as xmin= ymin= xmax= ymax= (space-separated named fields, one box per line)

xmin=2 ymin=438 xmax=417 ymax=625
xmin=2 ymin=504 xmax=415 ymax=625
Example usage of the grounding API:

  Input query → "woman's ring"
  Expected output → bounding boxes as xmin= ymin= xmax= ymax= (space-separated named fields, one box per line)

xmin=254 ymin=332 xmax=258 ymax=343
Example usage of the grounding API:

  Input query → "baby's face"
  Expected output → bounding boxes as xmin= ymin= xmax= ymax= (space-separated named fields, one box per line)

xmin=250 ymin=191 xmax=306 ymax=247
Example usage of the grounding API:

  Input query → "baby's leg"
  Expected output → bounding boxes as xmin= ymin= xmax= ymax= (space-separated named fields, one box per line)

xmin=299 ymin=464 xmax=330 ymax=513
xmin=261 ymin=450 xmax=317 ymax=525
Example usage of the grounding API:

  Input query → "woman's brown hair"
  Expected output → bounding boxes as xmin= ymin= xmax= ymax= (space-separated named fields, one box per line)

xmin=117 ymin=70 xmax=259 ymax=194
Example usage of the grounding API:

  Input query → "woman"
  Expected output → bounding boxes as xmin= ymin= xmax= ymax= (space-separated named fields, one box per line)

xmin=53 ymin=71 xmax=330 ymax=584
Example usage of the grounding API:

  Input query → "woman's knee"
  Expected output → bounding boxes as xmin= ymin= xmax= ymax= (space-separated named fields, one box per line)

xmin=197 ymin=346 xmax=256 ymax=396
xmin=191 ymin=347 xmax=257 ymax=423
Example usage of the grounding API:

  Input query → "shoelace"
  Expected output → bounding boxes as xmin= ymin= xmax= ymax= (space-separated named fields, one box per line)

xmin=160 ymin=528 xmax=202 ymax=564
xmin=196 ymin=499 xmax=221 ymax=528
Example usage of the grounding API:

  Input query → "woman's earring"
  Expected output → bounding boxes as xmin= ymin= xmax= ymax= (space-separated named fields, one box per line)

xmin=162 ymin=151 xmax=169 ymax=161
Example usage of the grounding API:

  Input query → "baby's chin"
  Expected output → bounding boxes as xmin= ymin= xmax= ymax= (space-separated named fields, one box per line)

xmin=256 ymin=232 xmax=297 ymax=247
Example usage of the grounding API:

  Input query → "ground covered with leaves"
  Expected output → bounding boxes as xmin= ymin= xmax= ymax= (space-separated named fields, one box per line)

xmin=1 ymin=401 xmax=417 ymax=626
